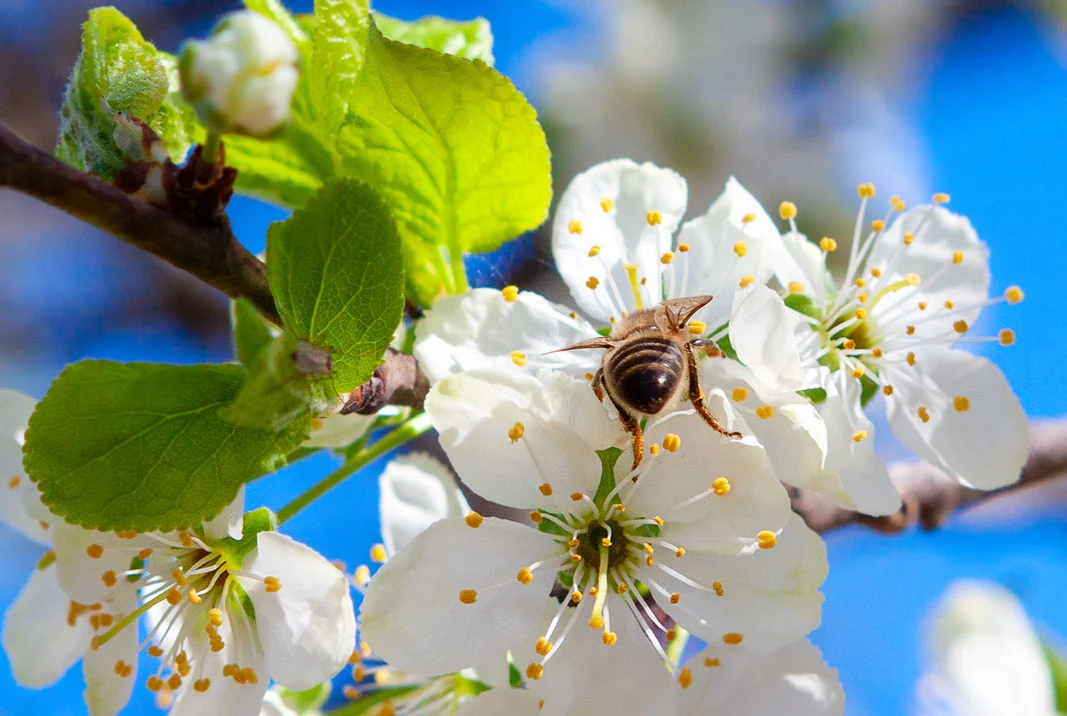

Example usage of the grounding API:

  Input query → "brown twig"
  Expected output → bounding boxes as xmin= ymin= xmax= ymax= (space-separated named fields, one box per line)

xmin=793 ymin=419 xmax=1067 ymax=533
xmin=0 ymin=121 xmax=279 ymax=324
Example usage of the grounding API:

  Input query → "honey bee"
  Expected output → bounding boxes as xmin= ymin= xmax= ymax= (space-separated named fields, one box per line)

xmin=551 ymin=295 xmax=741 ymax=467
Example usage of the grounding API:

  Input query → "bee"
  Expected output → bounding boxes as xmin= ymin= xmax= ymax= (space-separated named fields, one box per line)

xmin=551 ymin=295 xmax=741 ymax=467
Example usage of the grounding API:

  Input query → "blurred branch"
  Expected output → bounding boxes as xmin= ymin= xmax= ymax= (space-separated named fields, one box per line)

xmin=794 ymin=419 xmax=1067 ymax=533
xmin=0 ymin=121 xmax=280 ymax=324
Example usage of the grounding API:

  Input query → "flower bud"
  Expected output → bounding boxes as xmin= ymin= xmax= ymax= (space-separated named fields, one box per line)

xmin=179 ymin=10 xmax=299 ymax=137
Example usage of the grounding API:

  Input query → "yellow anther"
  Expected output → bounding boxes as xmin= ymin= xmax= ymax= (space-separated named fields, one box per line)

xmin=146 ymin=676 xmax=164 ymax=692
xmin=586 ymin=276 xmax=599 ymax=290
xmin=953 ymin=320 xmax=969 ymax=334
xmin=678 ymin=243 xmax=690 ymax=252
xmin=852 ymin=367 xmax=864 ymax=379
xmin=517 ymin=568 xmax=534 ymax=585
xmin=587 ymin=245 xmax=600 ymax=257
xmin=589 ymin=587 xmax=598 ymax=597
xmin=933 ymin=192 xmax=951 ymax=204
xmin=240 ymin=669 xmax=258 ymax=685
xmin=787 ymin=281 xmax=804 ymax=294
xmin=352 ymin=665 xmax=365 ymax=681
xmin=646 ymin=556 xmax=654 ymax=566
xmin=612 ymin=503 xmax=625 ymax=514
xmin=354 ymin=565 xmax=371 ymax=586
xmin=905 ymin=273 xmax=921 ymax=287
xmin=843 ymin=339 xmax=857 ymax=350
xmin=172 ymin=568 xmax=188 ymax=586
xmin=663 ymin=433 xmax=681 ymax=452
xmin=919 ymin=301 xmax=928 ymax=311
xmin=855 ymin=308 xmax=868 ymax=320
xmin=342 ymin=685 xmax=359 ymax=700
xmin=757 ymin=530 xmax=778 ymax=549
xmin=661 ymin=251 xmax=674 ymax=264
xmin=370 ymin=545 xmax=388 ymax=564
xmin=666 ymin=628 xmax=678 ymax=642
xmin=1005 ymin=286 xmax=1024 ymax=304
xmin=712 ymin=477 xmax=731 ymax=496
xmin=568 ymin=220 xmax=583 ymax=235
xmin=678 ymin=667 xmax=693 ymax=689
xmin=755 ymin=405 xmax=775 ymax=420
xmin=465 ymin=512 xmax=483 ymax=529
xmin=739 ymin=275 xmax=755 ymax=289
xmin=883 ymin=385 xmax=894 ymax=396
xmin=508 ymin=422 xmax=525 ymax=443
xmin=535 ymin=637 xmax=552 ymax=656
xmin=589 ymin=615 xmax=604 ymax=629
xmin=615 ymin=583 xmax=628 ymax=594
xmin=903 ymin=231 xmax=915 ymax=246
xmin=178 ymin=531 xmax=194 ymax=548
xmin=871 ymin=267 xmax=883 ymax=278
xmin=529 ymin=511 xmax=542 ymax=523
xmin=891 ymin=195 xmax=906 ymax=212
xmin=954 ymin=396 xmax=970 ymax=412
xmin=670 ymin=593 xmax=680 ymax=604
xmin=208 ymin=608 xmax=223 ymax=627
xmin=137 ymin=548 xmax=153 ymax=560
xmin=852 ymin=431 xmax=868 ymax=443
xmin=526 ymin=663 xmax=544 ymax=680
xmin=712 ymin=581 xmax=724 ymax=596
xmin=643 ymin=543 xmax=654 ymax=555
xmin=649 ymin=443 xmax=660 ymax=455
xmin=536 ymin=482 xmax=553 ymax=497
xmin=188 ymin=588 xmax=202 ymax=604
xmin=854 ymin=278 xmax=866 ymax=288
xmin=731 ymin=387 xmax=748 ymax=402
xmin=511 ymin=351 xmax=527 ymax=367
xmin=857 ymin=183 xmax=876 ymax=199
xmin=459 ymin=589 xmax=478 ymax=605
xmin=147 ymin=645 xmax=164 ymax=658
xmin=570 ymin=492 xmax=584 ymax=502
xmin=7 ymin=475 xmax=19 ymax=489
xmin=86 ymin=544 xmax=104 ymax=559
xmin=820 ymin=237 xmax=837 ymax=252
xmin=602 ymin=631 xmax=617 ymax=646
xmin=647 ymin=210 xmax=663 ymax=226
xmin=688 ymin=321 xmax=706 ymax=335
xmin=600 ymin=537 xmax=612 ymax=548
xmin=570 ymin=591 xmax=583 ymax=605
xmin=584 ymin=372 xmax=594 ymax=382
xmin=857 ymin=293 xmax=868 ymax=304
xmin=654 ymin=516 xmax=664 ymax=526
xmin=999 ymin=329 xmax=1016 ymax=346
xmin=601 ymin=197 xmax=614 ymax=213
xmin=723 ymin=633 xmax=744 ymax=645
xmin=102 ymin=571 xmax=117 ymax=588
xmin=778 ymin=201 xmax=797 ymax=219
xmin=949 ymin=250 xmax=965 ymax=265
xmin=741 ymin=212 xmax=757 ymax=224
xmin=918 ymin=406 xmax=930 ymax=423
xmin=168 ymin=673 xmax=182 ymax=690
xmin=733 ymin=241 xmax=748 ymax=258
xmin=872 ymin=219 xmax=885 ymax=232
xmin=675 ymin=548 xmax=686 ymax=558
xmin=907 ymin=351 xmax=916 ymax=366
xmin=502 ymin=285 xmax=519 ymax=303
xmin=194 ymin=679 xmax=211 ymax=693
xmin=113 ymin=659 xmax=132 ymax=677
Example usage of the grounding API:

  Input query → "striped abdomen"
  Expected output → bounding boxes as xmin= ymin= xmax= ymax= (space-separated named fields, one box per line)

xmin=604 ymin=337 xmax=685 ymax=416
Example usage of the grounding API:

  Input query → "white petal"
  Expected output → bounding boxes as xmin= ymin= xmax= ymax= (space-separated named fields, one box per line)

xmin=532 ymin=604 xmax=675 ymax=715
xmin=680 ymin=639 xmax=844 ymax=715
xmin=773 ymin=232 xmax=831 ymax=304
xmin=674 ymin=177 xmax=779 ymax=326
xmin=729 ymin=286 xmax=810 ymax=392
xmin=303 ymin=412 xmax=375 ymax=449
xmin=0 ymin=389 xmax=51 ymax=545
xmin=630 ymin=407 xmax=793 ymax=553
xmin=414 ymin=288 xmax=602 ymax=383
xmin=360 ymin=518 xmax=557 ymax=678
xmin=426 ymin=369 xmax=624 ymax=508
xmin=83 ymin=587 xmax=139 ymax=716
xmin=203 ymin=487 xmax=245 ymax=541
xmin=869 ymin=205 xmax=990 ymax=338
xmin=884 ymin=347 xmax=1027 ymax=490
xmin=52 ymin=525 xmax=138 ymax=605
xmin=2 ymin=562 xmax=93 ymax=687
xmin=242 ymin=531 xmax=356 ymax=690
xmin=651 ymin=514 xmax=827 ymax=652
xmin=170 ymin=627 xmax=270 ymax=716
xmin=455 ymin=688 xmax=543 ymax=716
xmin=380 ymin=453 xmax=469 ymax=557
xmin=552 ymin=159 xmax=687 ymax=321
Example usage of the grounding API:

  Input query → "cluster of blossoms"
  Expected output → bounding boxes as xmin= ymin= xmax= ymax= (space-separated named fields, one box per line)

xmin=1 ymin=156 xmax=1025 ymax=715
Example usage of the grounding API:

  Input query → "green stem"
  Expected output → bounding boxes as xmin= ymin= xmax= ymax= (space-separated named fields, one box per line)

xmin=450 ymin=244 xmax=470 ymax=294
xmin=276 ymin=412 xmax=433 ymax=525
xmin=201 ymin=131 xmax=222 ymax=164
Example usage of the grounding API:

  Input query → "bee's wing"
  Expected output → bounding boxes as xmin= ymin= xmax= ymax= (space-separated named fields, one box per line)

xmin=542 ymin=337 xmax=615 ymax=355
xmin=655 ymin=295 xmax=713 ymax=332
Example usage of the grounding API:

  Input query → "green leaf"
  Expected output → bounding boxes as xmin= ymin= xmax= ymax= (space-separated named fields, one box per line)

xmin=56 ymin=7 xmax=198 ymax=179
xmin=223 ymin=126 xmax=334 ymax=208
xmin=232 ymin=298 xmax=281 ymax=368
xmin=311 ymin=0 xmax=372 ymax=135
xmin=267 ymin=178 xmax=404 ymax=392
xmin=228 ymin=332 xmax=328 ymax=431
xmin=338 ymin=23 xmax=551 ymax=306
xmin=24 ymin=361 xmax=302 ymax=532
xmin=594 ymin=447 xmax=623 ymax=507
xmin=375 ymin=14 xmax=494 ymax=64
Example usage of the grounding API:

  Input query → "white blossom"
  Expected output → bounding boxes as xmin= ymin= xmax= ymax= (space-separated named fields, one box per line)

xmin=179 ymin=10 xmax=299 ymax=137
xmin=361 ymin=369 xmax=827 ymax=711
xmin=731 ymin=191 xmax=1028 ymax=513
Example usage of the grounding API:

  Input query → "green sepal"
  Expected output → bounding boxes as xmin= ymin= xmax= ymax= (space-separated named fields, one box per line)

xmin=1043 ymin=641 xmax=1067 ymax=714
xmin=508 ymin=663 xmax=523 ymax=688
xmin=631 ymin=523 xmax=662 ymax=538
xmin=859 ymin=373 xmax=879 ymax=408
xmin=274 ymin=682 xmax=332 ymax=714
xmin=798 ymin=387 xmax=828 ymax=405
xmin=326 ymin=687 xmax=419 ymax=715
xmin=536 ymin=512 xmax=570 ymax=537
xmin=784 ymin=292 xmax=821 ymax=321
xmin=593 ymin=447 xmax=623 ymax=507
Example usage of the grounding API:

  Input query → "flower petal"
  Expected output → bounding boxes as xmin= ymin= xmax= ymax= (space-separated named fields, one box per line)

xmin=674 ymin=178 xmax=779 ymax=326
xmin=360 ymin=518 xmax=557 ymax=678
xmin=650 ymin=514 xmax=827 ymax=652
xmin=203 ymin=487 xmax=245 ymax=541
xmin=2 ymin=561 xmax=93 ymax=687
xmin=729 ymin=286 xmax=810 ymax=392
xmin=82 ymin=587 xmax=139 ymax=716
xmin=242 ymin=531 xmax=356 ymax=690
xmin=169 ymin=625 xmax=270 ymax=716
xmin=884 ymin=347 xmax=1027 ymax=490
xmin=0 ymin=389 xmax=51 ymax=545
xmin=773 ymin=232 xmax=831 ymax=305
xmin=679 ymin=639 xmax=844 ymax=715
xmin=455 ymin=688 xmax=543 ymax=716
xmin=303 ymin=412 xmax=375 ymax=449
xmin=552 ymin=159 xmax=687 ymax=321
xmin=52 ymin=525 xmax=138 ymax=605
xmin=380 ymin=453 xmax=469 ymax=557
xmin=414 ymin=288 xmax=602 ymax=383
xmin=426 ymin=369 xmax=624 ymax=508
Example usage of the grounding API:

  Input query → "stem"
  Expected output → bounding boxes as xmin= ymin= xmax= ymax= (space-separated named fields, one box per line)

xmin=450 ymin=245 xmax=470 ymax=294
xmin=276 ymin=412 xmax=433 ymax=525
xmin=201 ymin=132 xmax=221 ymax=164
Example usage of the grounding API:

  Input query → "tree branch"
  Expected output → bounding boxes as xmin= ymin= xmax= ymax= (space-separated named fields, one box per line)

xmin=794 ymin=419 xmax=1067 ymax=533
xmin=0 ymin=121 xmax=280 ymax=324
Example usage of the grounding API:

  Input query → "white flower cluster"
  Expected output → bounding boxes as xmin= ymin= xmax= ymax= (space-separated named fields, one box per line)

xmin=0 ymin=159 xmax=1026 ymax=715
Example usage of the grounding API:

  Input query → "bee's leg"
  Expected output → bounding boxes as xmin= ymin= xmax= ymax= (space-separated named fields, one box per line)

xmin=592 ymin=368 xmax=606 ymax=402
xmin=593 ymin=369 xmax=643 ymax=468
xmin=691 ymin=338 xmax=724 ymax=359
xmin=684 ymin=342 xmax=742 ymax=440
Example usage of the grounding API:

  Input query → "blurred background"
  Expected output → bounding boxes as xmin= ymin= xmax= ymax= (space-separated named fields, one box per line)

xmin=2 ymin=0 xmax=1067 ymax=713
